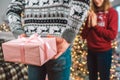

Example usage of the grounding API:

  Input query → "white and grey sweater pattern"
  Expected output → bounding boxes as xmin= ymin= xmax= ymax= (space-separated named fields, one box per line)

xmin=6 ymin=0 xmax=90 ymax=43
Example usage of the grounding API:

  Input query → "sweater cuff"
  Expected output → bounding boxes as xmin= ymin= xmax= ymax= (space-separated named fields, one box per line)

xmin=61 ymin=28 xmax=76 ymax=43
xmin=12 ymin=29 xmax=25 ymax=38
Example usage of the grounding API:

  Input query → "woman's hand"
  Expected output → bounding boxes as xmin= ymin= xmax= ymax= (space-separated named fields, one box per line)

xmin=88 ymin=10 xmax=97 ymax=27
xmin=88 ymin=10 xmax=92 ymax=27
xmin=91 ymin=10 xmax=97 ymax=27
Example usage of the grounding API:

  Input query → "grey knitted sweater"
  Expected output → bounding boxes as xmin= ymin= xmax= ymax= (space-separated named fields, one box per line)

xmin=6 ymin=0 xmax=90 ymax=43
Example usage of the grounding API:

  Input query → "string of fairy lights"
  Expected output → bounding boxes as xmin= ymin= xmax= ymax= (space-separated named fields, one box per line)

xmin=70 ymin=0 xmax=120 ymax=79
xmin=0 ymin=23 xmax=10 ymax=32
xmin=0 ymin=1 xmax=120 ymax=79
xmin=0 ymin=21 xmax=120 ymax=80
xmin=70 ymin=22 xmax=120 ymax=80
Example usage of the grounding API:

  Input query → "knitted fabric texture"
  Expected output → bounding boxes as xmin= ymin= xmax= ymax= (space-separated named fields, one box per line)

xmin=6 ymin=0 xmax=90 ymax=43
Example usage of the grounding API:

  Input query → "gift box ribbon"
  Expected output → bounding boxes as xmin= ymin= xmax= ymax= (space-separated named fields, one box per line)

xmin=19 ymin=34 xmax=56 ymax=63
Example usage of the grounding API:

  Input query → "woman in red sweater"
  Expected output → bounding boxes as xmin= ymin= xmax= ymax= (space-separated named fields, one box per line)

xmin=81 ymin=0 xmax=118 ymax=80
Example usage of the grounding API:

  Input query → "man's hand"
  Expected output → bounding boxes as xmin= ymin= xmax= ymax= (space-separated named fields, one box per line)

xmin=47 ymin=35 xmax=70 ymax=59
xmin=18 ymin=33 xmax=27 ymax=38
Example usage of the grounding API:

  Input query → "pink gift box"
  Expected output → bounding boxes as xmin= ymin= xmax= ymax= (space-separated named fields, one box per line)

xmin=2 ymin=37 xmax=57 ymax=66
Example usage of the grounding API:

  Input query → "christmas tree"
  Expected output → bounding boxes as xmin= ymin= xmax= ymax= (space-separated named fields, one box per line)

xmin=71 ymin=24 xmax=89 ymax=80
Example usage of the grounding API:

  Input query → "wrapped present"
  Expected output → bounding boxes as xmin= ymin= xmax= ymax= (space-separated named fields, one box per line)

xmin=2 ymin=35 xmax=57 ymax=66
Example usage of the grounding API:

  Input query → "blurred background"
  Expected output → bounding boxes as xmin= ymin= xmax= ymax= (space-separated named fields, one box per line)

xmin=0 ymin=0 xmax=120 ymax=80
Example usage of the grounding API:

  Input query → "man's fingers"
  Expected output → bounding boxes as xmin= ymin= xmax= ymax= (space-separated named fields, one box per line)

xmin=47 ymin=34 xmax=54 ymax=38
xmin=52 ymin=52 xmax=63 ymax=59
xmin=56 ymin=37 xmax=64 ymax=43
xmin=47 ymin=35 xmax=64 ymax=43
xmin=18 ymin=34 xmax=27 ymax=38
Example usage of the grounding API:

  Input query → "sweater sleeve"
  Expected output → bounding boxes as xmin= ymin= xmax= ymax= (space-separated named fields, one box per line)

xmin=61 ymin=0 xmax=90 ymax=43
xmin=5 ymin=0 xmax=25 ymax=38
xmin=94 ymin=8 xmax=118 ymax=41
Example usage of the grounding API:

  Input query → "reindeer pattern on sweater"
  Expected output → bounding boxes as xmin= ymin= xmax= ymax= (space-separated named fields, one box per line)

xmin=6 ymin=0 xmax=90 ymax=43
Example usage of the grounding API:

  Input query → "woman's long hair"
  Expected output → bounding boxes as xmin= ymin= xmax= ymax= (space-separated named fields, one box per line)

xmin=91 ymin=0 xmax=111 ymax=12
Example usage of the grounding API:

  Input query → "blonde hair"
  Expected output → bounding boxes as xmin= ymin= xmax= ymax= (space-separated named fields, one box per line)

xmin=91 ymin=0 xmax=111 ymax=12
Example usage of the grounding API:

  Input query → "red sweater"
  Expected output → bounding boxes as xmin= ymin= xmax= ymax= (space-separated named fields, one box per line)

xmin=81 ymin=7 xmax=118 ymax=52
